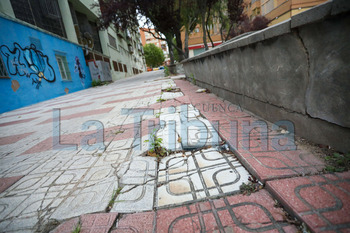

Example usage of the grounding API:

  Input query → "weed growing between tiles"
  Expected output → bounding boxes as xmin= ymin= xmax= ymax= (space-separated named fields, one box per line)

xmin=239 ymin=176 xmax=263 ymax=195
xmin=161 ymin=87 xmax=181 ymax=92
xmin=145 ymin=130 xmax=168 ymax=161
xmin=324 ymin=152 xmax=350 ymax=172
xmin=106 ymin=187 xmax=123 ymax=212
xmin=273 ymin=199 xmax=310 ymax=232
xmin=72 ymin=221 xmax=81 ymax=233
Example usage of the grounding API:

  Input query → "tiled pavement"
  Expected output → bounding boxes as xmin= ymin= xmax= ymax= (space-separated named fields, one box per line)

xmin=0 ymin=71 xmax=349 ymax=232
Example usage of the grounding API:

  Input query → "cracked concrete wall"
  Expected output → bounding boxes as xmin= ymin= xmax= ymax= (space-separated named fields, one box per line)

xmin=182 ymin=0 xmax=350 ymax=152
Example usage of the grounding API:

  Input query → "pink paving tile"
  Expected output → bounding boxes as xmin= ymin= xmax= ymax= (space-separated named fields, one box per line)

xmin=80 ymin=213 xmax=117 ymax=233
xmin=156 ymin=189 xmax=297 ymax=232
xmin=125 ymin=84 xmax=161 ymax=91
xmin=43 ymin=102 xmax=94 ymax=113
xmin=235 ymin=149 xmax=325 ymax=182
xmin=54 ymin=213 xmax=117 ymax=233
xmin=111 ymin=211 xmax=155 ymax=233
xmin=103 ymin=93 xmax=160 ymax=105
xmin=145 ymin=88 xmax=161 ymax=94
xmin=22 ymin=118 xmax=159 ymax=155
xmin=175 ymin=79 xmax=325 ymax=182
xmin=45 ymin=99 xmax=80 ymax=107
xmin=93 ymin=91 xmax=133 ymax=100
xmin=0 ymin=176 xmax=23 ymax=193
xmin=0 ymin=117 xmax=39 ymax=127
xmin=53 ymin=218 xmax=79 ymax=233
xmin=0 ymin=110 xmax=40 ymax=119
xmin=266 ymin=172 xmax=350 ymax=233
xmin=0 ymin=132 xmax=34 ymax=146
xmin=38 ymin=107 xmax=114 ymax=125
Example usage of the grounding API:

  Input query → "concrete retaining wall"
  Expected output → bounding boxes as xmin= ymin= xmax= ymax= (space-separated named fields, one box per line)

xmin=182 ymin=0 xmax=350 ymax=152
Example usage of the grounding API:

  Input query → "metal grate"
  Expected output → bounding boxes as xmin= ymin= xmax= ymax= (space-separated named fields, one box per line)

xmin=108 ymin=33 xmax=117 ymax=48
xmin=10 ymin=0 xmax=66 ymax=37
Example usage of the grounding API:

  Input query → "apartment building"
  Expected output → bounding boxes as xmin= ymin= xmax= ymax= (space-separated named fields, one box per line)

xmin=180 ymin=25 xmax=222 ymax=58
xmin=243 ymin=0 xmax=329 ymax=25
xmin=139 ymin=28 xmax=170 ymax=64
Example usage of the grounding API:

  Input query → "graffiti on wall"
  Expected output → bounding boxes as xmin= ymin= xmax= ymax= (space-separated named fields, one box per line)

xmin=74 ymin=56 xmax=85 ymax=87
xmin=0 ymin=43 xmax=56 ymax=89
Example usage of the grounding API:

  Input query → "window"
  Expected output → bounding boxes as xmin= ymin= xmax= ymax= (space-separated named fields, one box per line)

xmin=108 ymin=33 xmax=117 ymax=48
xmin=123 ymin=64 xmax=127 ymax=73
xmin=55 ymin=54 xmax=71 ymax=81
xmin=0 ymin=56 xmax=9 ymax=78
xmin=10 ymin=0 xmax=66 ymax=37
xmin=118 ymin=63 xmax=123 ymax=72
xmin=113 ymin=61 xmax=119 ymax=71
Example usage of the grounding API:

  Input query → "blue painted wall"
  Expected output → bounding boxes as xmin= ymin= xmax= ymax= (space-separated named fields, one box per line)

xmin=0 ymin=16 xmax=92 ymax=114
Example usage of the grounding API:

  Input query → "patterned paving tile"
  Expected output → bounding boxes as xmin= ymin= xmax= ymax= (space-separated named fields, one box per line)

xmin=157 ymin=190 xmax=297 ymax=232
xmin=111 ymin=157 xmax=157 ymax=213
xmin=111 ymin=211 xmax=155 ymax=233
xmin=0 ymin=175 xmax=23 ymax=193
xmin=0 ymin=117 xmax=39 ymax=127
xmin=0 ymin=132 xmax=34 ymax=145
xmin=157 ymin=149 xmax=250 ymax=207
xmin=174 ymin=79 xmax=326 ymax=182
xmin=108 ymin=190 xmax=297 ymax=232
xmin=266 ymin=172 xmax=350 ymax=233
xmin=53 ymin=213 xmax=118 ymax=233
xmin=38 ymin=107 xmax=115 ymax=125
xmin=103 ymin=93 xmax=160 ymax=105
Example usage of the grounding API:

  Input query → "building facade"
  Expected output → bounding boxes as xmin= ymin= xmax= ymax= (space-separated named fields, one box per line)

xmin=139 ymin=28 xmax=170 ymax=64
xmin=243 ymin=0 xmax=329 ymax=25
xmin=0 ymin=0 xmax=146 ymax=113
xmin=181 ymin=25 xmax=222 ymax=58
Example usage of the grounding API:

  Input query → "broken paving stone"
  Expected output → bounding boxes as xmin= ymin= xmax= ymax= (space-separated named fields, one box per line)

xmin=196 ymin=88 xmax=208 ymax=93
xmin=156 ymin=149 xmax=250 ymax=207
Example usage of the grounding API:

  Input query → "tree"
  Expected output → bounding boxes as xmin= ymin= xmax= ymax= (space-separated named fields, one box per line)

xmin=96 ymin=0 xmax=186 ymax=64
xmin=144 ymin=44 xmax=165 ymax=68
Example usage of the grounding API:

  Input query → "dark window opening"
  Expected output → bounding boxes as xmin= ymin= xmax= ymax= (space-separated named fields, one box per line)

xmin=118 ymin=63 xmax=123 ymax=72
xmin=10 ymin=0 xmax=66 ymax=37
xmin=75 ymin=11 xmax=102 ymax=53
xmin=113 ymin=61 xmax=118 ymax=71
xmin=123 ymin=64 xmax=127 ymax=73
xmin=108 ymin=34 xmax=117 ymax=48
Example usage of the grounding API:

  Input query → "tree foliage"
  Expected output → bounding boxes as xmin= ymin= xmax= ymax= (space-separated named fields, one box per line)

xmin=144 ymin=43 xmax=165 ymax=68
xmin=95 ymin=0 xmax=269 ymax=62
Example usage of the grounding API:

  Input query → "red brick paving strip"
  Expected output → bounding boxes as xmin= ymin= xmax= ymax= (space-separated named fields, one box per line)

xmin=266 ymin=172 xmax=350 ymax=233
xmin=53 ymin=213 xmax=117 ymax=233
xmin=22 ymin=118 xmax=159 ymax=155
xmin=156 ymin=189 xmax=296 ymax=232
xmin=174 ymin=79 xmax=325 ymax=183
xmin=0 ymin=132 xmax=34 ymax=145
xmin=93 ymin=91 xmax=134 ymax=100
xmin=111 ymin=211 xmax=155 ymax=233
xmin=0 ymin=117 xmax=39 ymax=127
xmin=0 ymin=176 xmax=24 ymax=193
xmin=0 ymin=110 xmax=40 ymax=119
xmin=103 ymin=93 xmax=160 ymax=105
xmin=43 ymin=102 xmax=94 ymax=113
xmin=38 ymin=107 xmax=114 ymax=125
xmin=54 ymin=190 xmax=297 ymax=232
